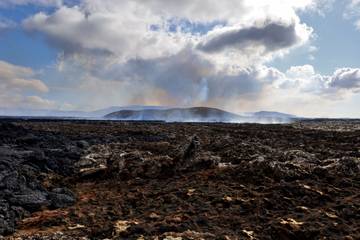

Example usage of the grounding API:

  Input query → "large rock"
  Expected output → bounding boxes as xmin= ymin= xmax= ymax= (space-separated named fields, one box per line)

xmin=48 ymin=188 xmax=76 ymax=209
xmin=240 ymin=149 xmax=360 ymax=180
xmin=176 ymin=135 xmax=220 ymax=172
xmin=76 ymin=136 xmax=220 ymax=180
xmin=9 ymin=191 xmax=49 ymax=212
xmin=319 ymin=157 xmax=360 ymax=177
xmin=110 ymin=151 xmax=174 ymax=179
xmin=75 ymin=144 xmax=111 ymax=177
xmin=0 ymin=201 xmax=15 ymax=236
xmin=0 ymin=127 xmax=78 ymax=236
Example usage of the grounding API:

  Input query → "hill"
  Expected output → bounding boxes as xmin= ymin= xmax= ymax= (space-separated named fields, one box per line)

xmin=104 ymin=107 xmax=241 ymax=122
xmin=252 ymin=111 xmax=296 ymax=119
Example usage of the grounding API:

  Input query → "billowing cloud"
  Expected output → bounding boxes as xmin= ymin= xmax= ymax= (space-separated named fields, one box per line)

xmin=328 ymin=68 xmax=360 ymax=91
xmin=82 ymin=0 xmax=318 ymax=24
xmin=122 ymin=51 xmax=271 ymax=106
xmin=276 ymin=65 xmax=360 ymax=97
xmin=45 ymin=47 xmax=283 ymax=112
xmin=50 ymin=49 xmax=293 ymax=111
xmin=196 ymin=20 xmax=312 ymax=67
xmin=286 ymin=65 xmax=316 ymax=78
xmin=197 ymin=22 xmax=311 ymax=54
xmin=16 ymin=0 xmax=360 ymax=117
xmin=23 ymin=4 xmax=194 ymax=62
xmin=21 ymin=0 xmax=317 ymax=107
xmin=23 ymin=0 xmax=317 ymax=64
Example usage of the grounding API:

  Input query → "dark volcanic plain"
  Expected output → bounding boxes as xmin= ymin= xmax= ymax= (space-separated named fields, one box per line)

xmin=0 ymin=119 xmax=359 ymax=239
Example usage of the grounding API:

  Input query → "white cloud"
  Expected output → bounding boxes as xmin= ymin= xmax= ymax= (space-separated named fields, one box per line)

xmin=307 ymin=45 xmax=318 ymax=60
xmin=276 ymin=65 xmax=360 ymax=97
xmin=344 ymin=0 xmax=360 ymax=30
xmin=19 ymin=0 xmax=359 ymax=116
xmin=246 ymin=65 xmax=360 ymax=117
xmin=0 ymin=60 xmax=49 ymax=92
xmin=356 ymin=19 xmax=360 ymax=30
xmin=21 ymin=0 xmax=320 ymax=115
xmin=346 ymin=0 xmax=360 ymax=15
xmin=135 ymin=0 xmax=328 ymax=23
xmin=25 ymin=95 xmax=56 ymax=108
xmin=308 ymin=46 xmax=318 ymax=53
xmin=0 ymin=95 xmax=56 ymax=109
xmin=23 ymin=0 xmax=318 ymax=65
xmin=0 ymin=60 xmax=54 ymax=109
xmin=46 ymin=51 xmax=360 ymax=116
xmin=328 ymin=68 xmax=360 ymax=91
xmin=46 ymin=48 xmax=285 ymax=110
xmin=23 ymin=4 xmax=195 ymax=62
xmin=197 ymin=20 xmax=312 ymax=67
xmin=286 ymin=65 xmax=316 ymax=78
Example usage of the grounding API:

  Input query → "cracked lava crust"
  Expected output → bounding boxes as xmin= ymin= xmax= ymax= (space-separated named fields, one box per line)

xmin=0 ymin=119 xmax=359 ymax=239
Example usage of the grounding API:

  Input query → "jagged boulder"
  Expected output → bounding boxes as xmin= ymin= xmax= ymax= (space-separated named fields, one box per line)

xmin=176 ymin=135 xmax=219 ymax=172
xmin=241 ymin=149 xmax=321 ymax=180
xmin=0 ymin=129 xmax=77 ymax=236
xmin=244 ymin=156 xmax=311 ymax=180
xmin=240 ymin=148 xmax=360 ymax=180
xmin=318 ymin=157 xmax=360 ymax=177
xmin=75 ymin=136 xmax=220 ymax=180
xmin=48 ymin=188 xmax=76 ymax=209
xmin=0 ymin=201 xmax=16 ymax=236
xmin=9 ymin=191 xmax=49 ymax=212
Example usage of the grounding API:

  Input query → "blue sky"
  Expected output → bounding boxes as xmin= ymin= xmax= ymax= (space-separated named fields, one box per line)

xmin=0 ymin=0 xmax=360 ymax=117
xmin=0 ymin=4 xmax=60 ymax=67
xmin=272 ymin=1 xmax=360 ymax=74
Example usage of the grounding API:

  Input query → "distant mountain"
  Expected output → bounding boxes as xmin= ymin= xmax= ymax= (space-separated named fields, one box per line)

xmin=0 ymin=105 xmax=169 ymax=118
xmin=0 ymin=108 xmax=87 ymax=118
xmin=89 ymin=105 xmax=169 ymax=117
xmin=105 ymin=107 xmax=241 ymax=122
xmin=0 ymin=106 xmax=299 ymax=123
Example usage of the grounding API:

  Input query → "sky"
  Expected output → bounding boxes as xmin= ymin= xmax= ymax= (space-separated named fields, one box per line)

xmin=0 ymin=0 xmax=360 ymax=118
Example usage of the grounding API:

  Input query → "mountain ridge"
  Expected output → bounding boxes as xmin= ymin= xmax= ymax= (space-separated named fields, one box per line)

xmin=105 ymin=107 xmax=241 ymax=122
xmin=0 ymin=106 xmax=299 ymax=123
xmin=105 ymin=107 xmax=297 ymax=123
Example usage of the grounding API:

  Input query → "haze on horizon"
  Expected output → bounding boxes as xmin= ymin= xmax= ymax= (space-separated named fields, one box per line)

xmin=0 ymin=0 xmax=360 ymax=118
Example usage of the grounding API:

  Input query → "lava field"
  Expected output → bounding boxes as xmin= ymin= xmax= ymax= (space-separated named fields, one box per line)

xmin=0 ymin=119 xmax=359 ymax=239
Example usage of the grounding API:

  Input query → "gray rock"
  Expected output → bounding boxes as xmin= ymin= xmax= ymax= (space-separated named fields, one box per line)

xmin=0 ymin=201 xmax=16 ymax=236
xmin=9 ymin=191 xmax=49 ymax=212
xmin=77 ymin=140 xmax=90 ymax=149
xmin=49 ymin=188 xmax=76 ymax=209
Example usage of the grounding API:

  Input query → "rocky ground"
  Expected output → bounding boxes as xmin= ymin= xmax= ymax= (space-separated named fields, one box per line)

xmin=0 ymin=119 xmax=359 ymax=239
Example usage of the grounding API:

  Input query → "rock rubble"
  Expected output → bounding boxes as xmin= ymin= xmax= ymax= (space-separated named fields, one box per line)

xmin=0 ymin=119 xmax=359 ymax=239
